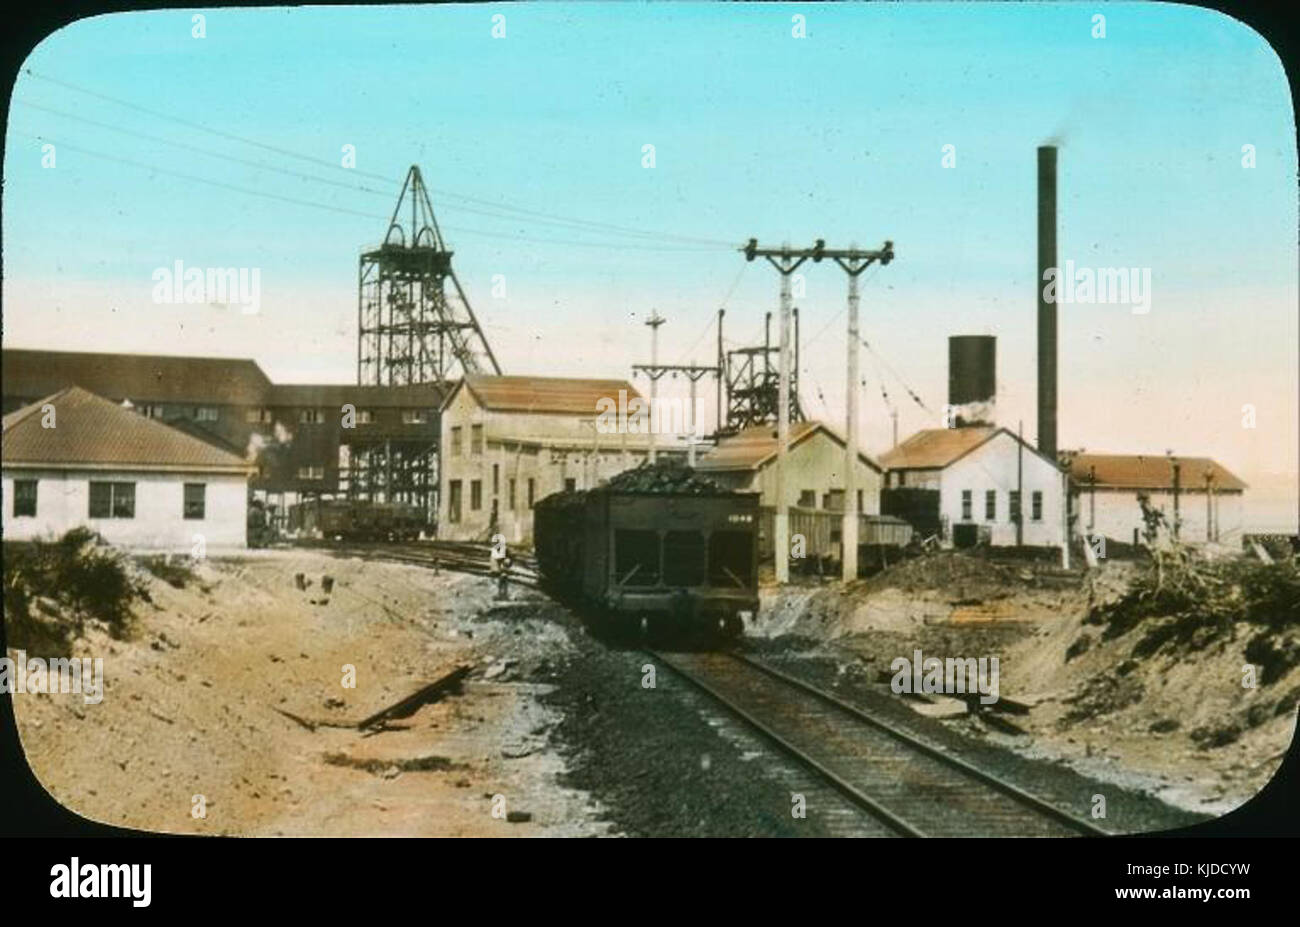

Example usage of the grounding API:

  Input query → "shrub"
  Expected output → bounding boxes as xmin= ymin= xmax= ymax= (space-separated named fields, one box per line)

xmin=2 ymin=528 xmax=148 ymax=655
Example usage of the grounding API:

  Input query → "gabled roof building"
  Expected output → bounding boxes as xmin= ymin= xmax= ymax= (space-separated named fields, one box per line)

xmin=3 ymin=387 xmax=254 ymax=549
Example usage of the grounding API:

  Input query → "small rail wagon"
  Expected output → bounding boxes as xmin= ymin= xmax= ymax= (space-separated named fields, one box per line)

xmin=291 ymin=498 xmax=428 ymax=542
xmin=758 ymin=507 xmax=914 ymax=572
xmin=534 ymin=464 xmax=761 ymax=639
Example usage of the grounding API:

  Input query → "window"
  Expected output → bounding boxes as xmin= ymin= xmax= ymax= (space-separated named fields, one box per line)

xmin=196 ymin=406 xmax=219 ymax=422
xmin=564 ymin=477 xmax=577 ymax=493
xmin=798 ymin=490 xmax=816 ymax=508
xmin=245 ymin=408 xmax=272 ymax=424
xmin=450 ymin=426 xmax=462 ymax=456
xmin=1009 ymin=490 xmax=1021 ymax=524
xmin=470 ymin=480 xmax=482 ymax=511
xmin=355 ymin=409 xmax=374 ymax=424
xmin=823 ymin=489 xmax=845 ymax=512
xmin=985 ymin=490 xmax=996 ymax=521
xmin=89 ymin=481 xmax=135 ymax=519
xmin=13 ymin=479 xmax=37 ymax=517
xmin=183 ymin=483 xmax=206 ymax=520
xmin=508 ymin=478 xmax=517 ymax=511
xmin=492 ymin=463 xmax=499 ymax=496
xmin=527 ymin=478 xmax=535 ymax=509
xmin=857 ymin=489 xmax=864 ymax=513
xmin=663 ymin=531 xmax=706 ymax=586
xmin=141 ymin=405 xmax=165 ymax=419
xmin=961 ymin=490 xmax=972 ymax=521
xmin=448 ymin=480 xmax=462 ymax=523
xmin=402 ymin=409 xmax=429 ymax=425
xmin=297 ymin=466 xmax=324 ymax=480
xmin=471 ymin=424 xmax=484 ymax=456
xmin=298 ymin=409 xmax=325 ymax=424
xmin=1031 ymin=491 xmax=1043 ymax=522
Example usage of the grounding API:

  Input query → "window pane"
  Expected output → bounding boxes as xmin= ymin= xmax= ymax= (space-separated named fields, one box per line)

xmin=184 ymin=483 xmax=206 ymax=520
xmin=13 ymin=480 xmax=37 ymax=517
xmin=470 ymin=480 xmax=482 ymax=510
xmin=89 ymin=482 xmax=112 ymax=518
xmin=112 ymin=483 xmax=136 ymax=518
xmin=448 ymin=481 xmax=462 ymax=523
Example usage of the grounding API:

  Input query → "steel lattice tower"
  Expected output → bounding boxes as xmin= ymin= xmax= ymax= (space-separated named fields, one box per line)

xmin=346 ymin=166 xmax=501 ymax=520
xmin=358 ymin=165 xmax=500 ymax=385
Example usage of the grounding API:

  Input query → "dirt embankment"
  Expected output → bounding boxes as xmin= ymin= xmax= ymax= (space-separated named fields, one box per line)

xmin=10 ymin=550 xmax=609 ymax=836
xmin=751 ymin=550 xmax=1298 ymax=817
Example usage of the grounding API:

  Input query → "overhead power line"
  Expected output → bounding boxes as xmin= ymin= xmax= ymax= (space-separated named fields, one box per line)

xmin=13 ymin=129 xmax=732 ymax=252
xmin=20 ymin=68 xmax=736 ymax=249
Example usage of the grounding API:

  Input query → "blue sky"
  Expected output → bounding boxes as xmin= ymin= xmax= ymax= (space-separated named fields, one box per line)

xmin=4 ymin=3 xmax=1296 ymax=527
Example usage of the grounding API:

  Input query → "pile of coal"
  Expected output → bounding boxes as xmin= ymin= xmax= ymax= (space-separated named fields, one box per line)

xmin=604 ymin=459 xmax=728 ymax=495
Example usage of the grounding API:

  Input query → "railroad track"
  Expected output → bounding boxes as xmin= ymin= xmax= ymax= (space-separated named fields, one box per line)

xmin=649 ymin=648 xmax=1109 ymax=838
xmin=307 ymin=539 xmax=541 ymax=589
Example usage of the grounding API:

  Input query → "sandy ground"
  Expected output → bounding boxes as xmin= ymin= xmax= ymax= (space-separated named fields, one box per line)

xmin=10 ymin=550 xmax=610 ymax=836
xmin=751 ymin=552 xmax=1297 ymax=818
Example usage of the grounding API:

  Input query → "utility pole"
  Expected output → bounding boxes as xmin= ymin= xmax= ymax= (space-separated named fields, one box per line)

xmin=743 ymin=240 xmax=812 ymax=584
xmin=891 ymin=408 xmax=899 ymax=448
xmin=716 ymin=309 xmax=725 ymax=442
xmin=811 ymin=238 xmax=895 ymax=582
xmin=631 ymin=360 xmax=720 ymax=465
xmin=1016 ymin=420 xmax=1024 ymax=547
xmin=1169 ymin=453 xmax=1181 ymax=541
xmin=1061 ymin=468 xmax=1070 ymax=569
xmin=645 ymin=312 xmax=665 ymax=463
xmin=1088 ymin=465 xmax=1096 ymax=532
xmin=1205 ymin=469 xmax=1214 ymax=543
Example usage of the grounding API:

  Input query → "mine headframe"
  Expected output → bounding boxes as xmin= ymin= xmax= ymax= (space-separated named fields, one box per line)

xmin=719 ymin=309 xmax=805 ymax=436
xmin=358 ymin=165 xmax=501 ymax=387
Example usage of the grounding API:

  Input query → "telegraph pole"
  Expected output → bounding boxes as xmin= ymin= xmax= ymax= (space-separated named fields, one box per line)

xmin=743 ymin=240 xmax=813 ymax=583
xmin=645 ymin=312 xmax=665 ymax=463
xmin=814 ymin=239 xmax=895 ymax=582
xmin=632 ymin=360 xmax=720 ymax=465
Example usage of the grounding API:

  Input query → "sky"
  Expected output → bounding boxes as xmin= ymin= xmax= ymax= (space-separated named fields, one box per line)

xmin=3 ymin=3 xmax=1297 ymax=529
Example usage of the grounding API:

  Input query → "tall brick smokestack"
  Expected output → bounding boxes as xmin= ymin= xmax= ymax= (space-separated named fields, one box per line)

xmin=1037 ymin=145 xmax=1058 ymax=460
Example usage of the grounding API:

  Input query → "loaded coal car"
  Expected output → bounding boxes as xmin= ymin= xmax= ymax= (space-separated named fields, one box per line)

xmin=534 ymin=461 xmax=760 ymax=640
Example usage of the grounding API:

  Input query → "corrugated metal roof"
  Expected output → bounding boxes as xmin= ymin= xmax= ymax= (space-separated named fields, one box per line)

xmin=458 ymin=375 xmax=641 ymax=415
xmin=1068 ymin=453 xmax=1247 ymax=492
xmin=2 ymin=348 xmax=272 ymax=406
xmin=696 ymin=420 xmax=882 ymax=473
xmin=878 ymin=426 xmax=998 ymax=470
xmin=3 ymin=387 xmax=253 ymax=473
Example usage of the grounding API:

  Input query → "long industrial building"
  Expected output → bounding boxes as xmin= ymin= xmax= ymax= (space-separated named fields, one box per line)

xmin=1 ymin=348 xmax=443 ymax=525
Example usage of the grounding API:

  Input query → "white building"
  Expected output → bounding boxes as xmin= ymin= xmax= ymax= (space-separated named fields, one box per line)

xmin=438 ymin=375 xmax=685 ymax=542
xmin=695 ymin=420 xmax=883 ymax=514
xmin=879 ymin=425 xmax=1066 ymax=548
xmin=1067 ymin=453 xmax=1247 ymax=546
xmin=2 ymin=387 xmax=254 ymax=549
